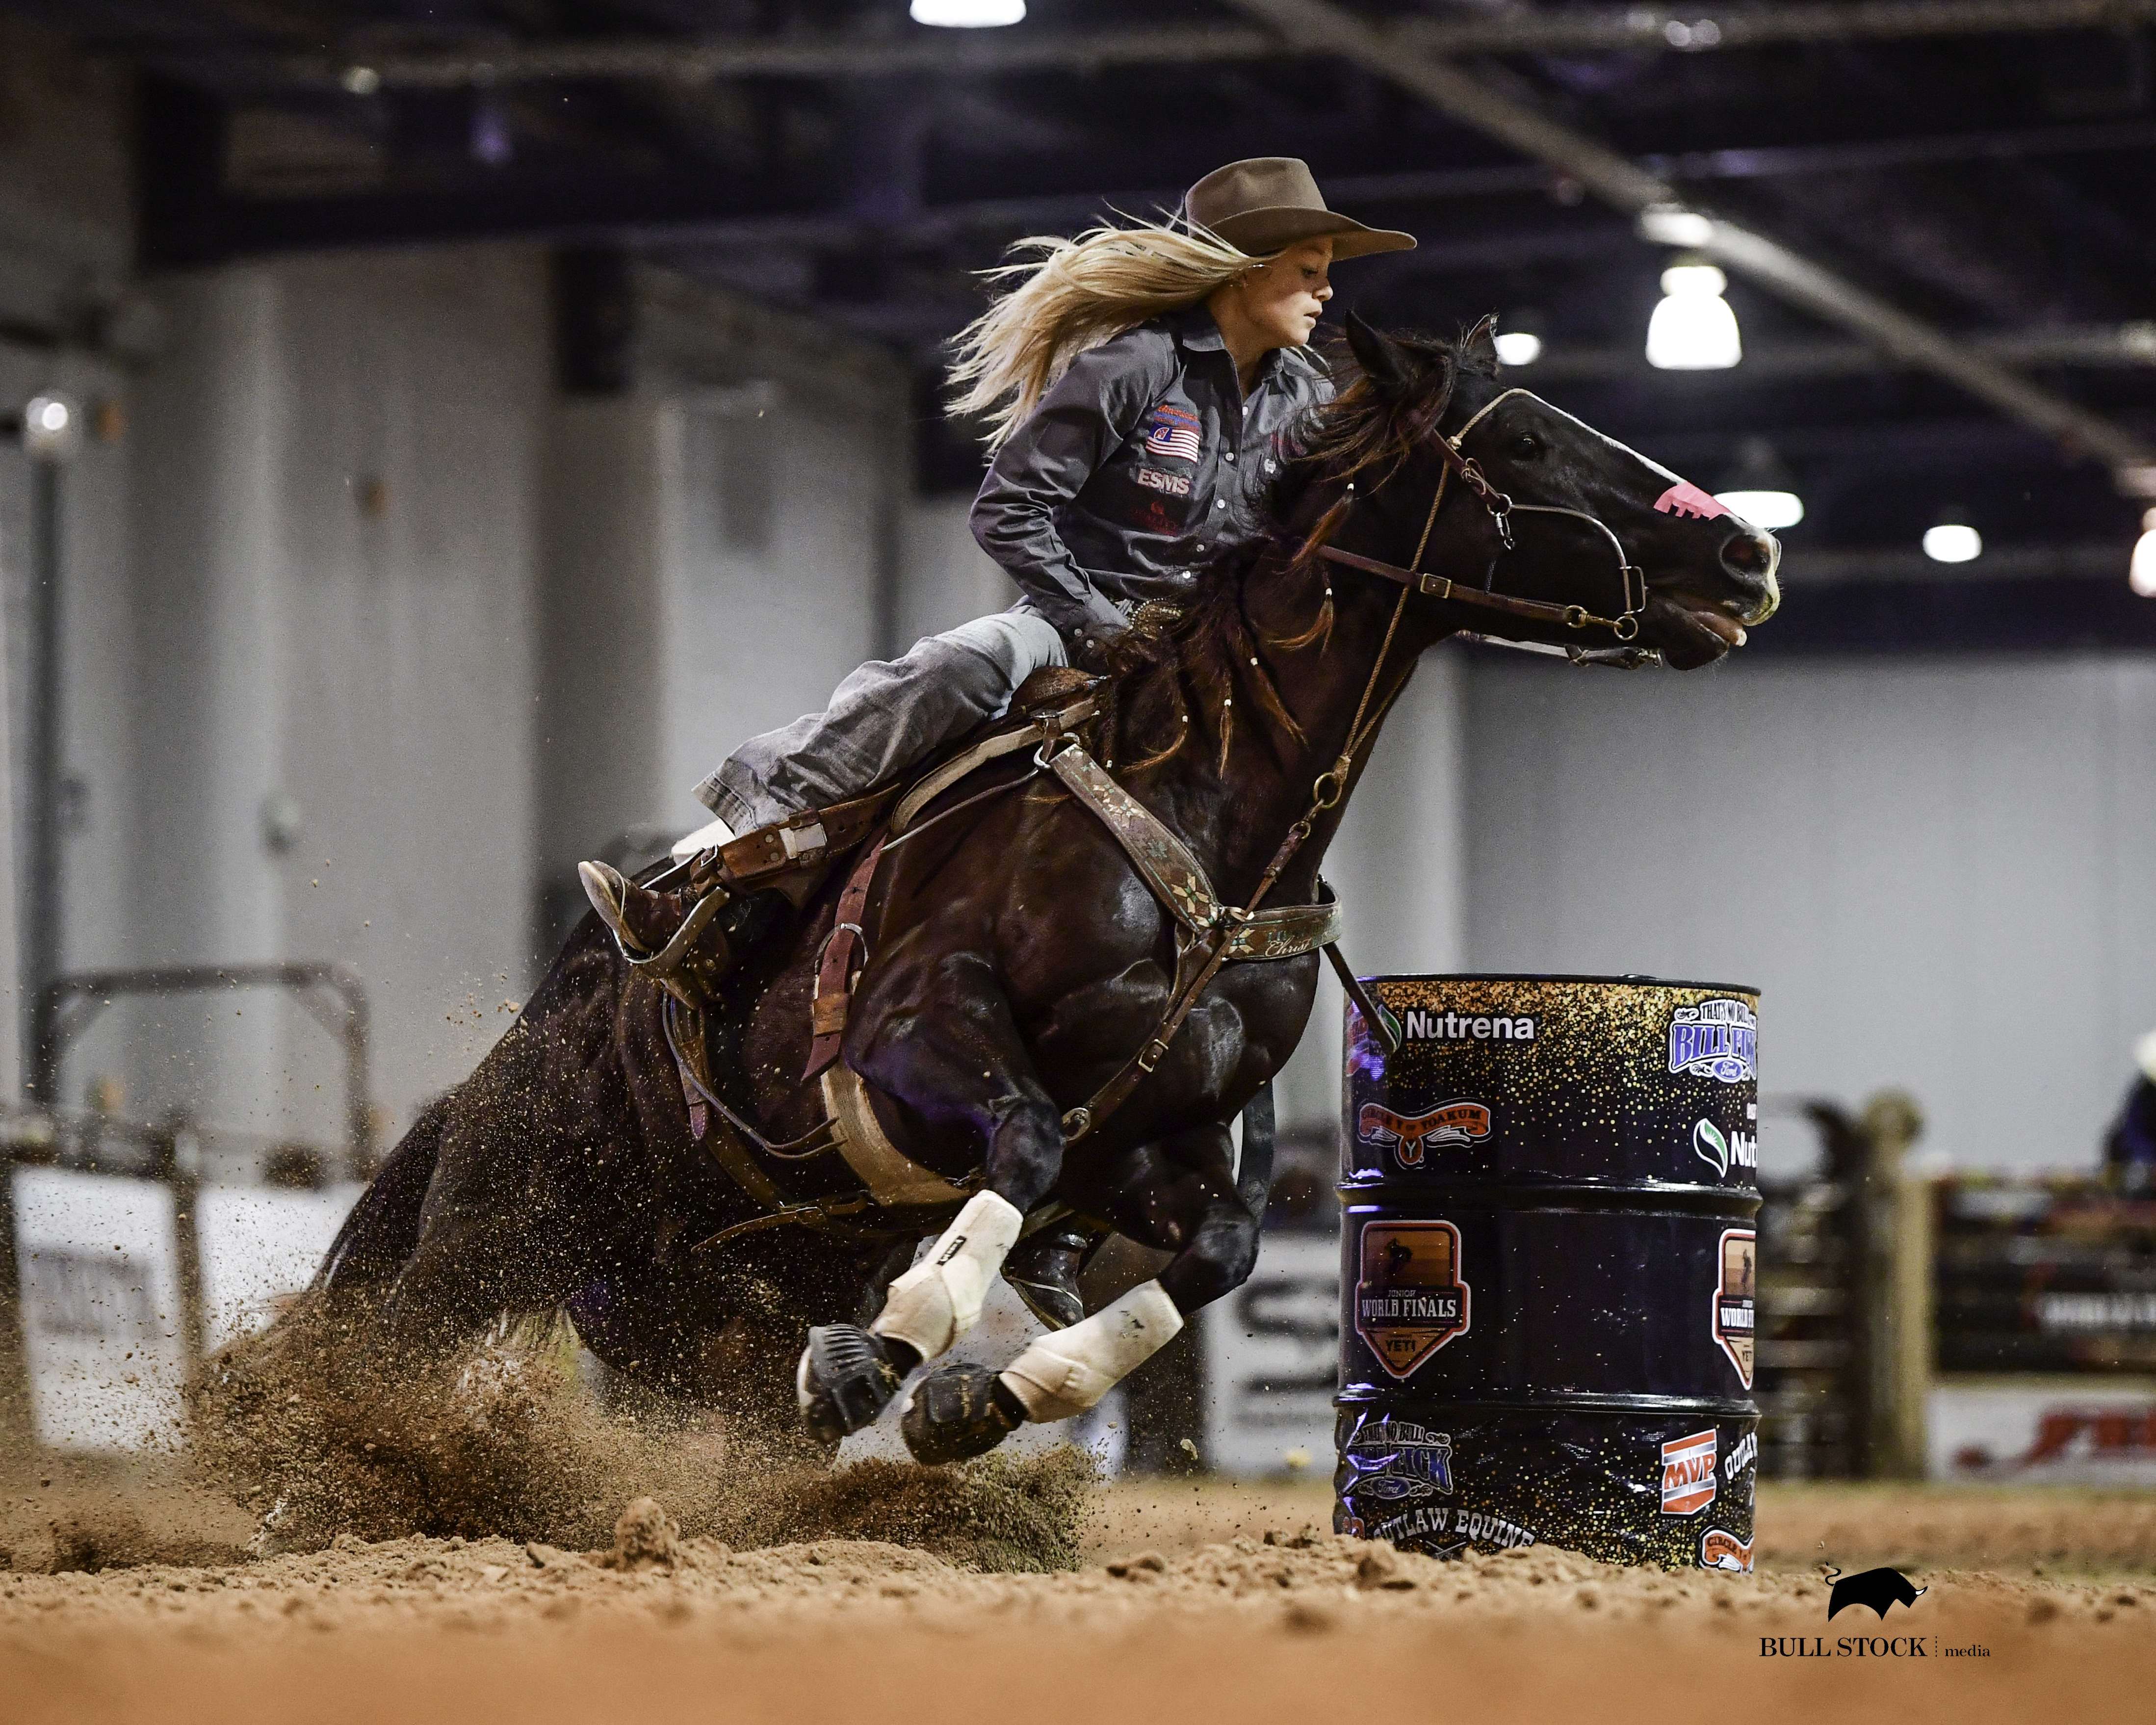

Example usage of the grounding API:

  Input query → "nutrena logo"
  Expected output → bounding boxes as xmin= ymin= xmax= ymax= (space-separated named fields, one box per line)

xmin=1661 ymin=1428 xmax=1718 ymax=1515
xmin=1653 ymin=480 xmax=1730 ymax=521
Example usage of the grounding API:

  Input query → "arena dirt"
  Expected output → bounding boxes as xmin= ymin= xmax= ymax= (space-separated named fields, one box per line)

xmin=4 ymin=1312 xmax=2152 ymax=1722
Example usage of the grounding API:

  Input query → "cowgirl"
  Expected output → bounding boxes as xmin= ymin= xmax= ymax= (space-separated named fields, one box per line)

xmin=585 ymin=157 xmax=1413 ymax=977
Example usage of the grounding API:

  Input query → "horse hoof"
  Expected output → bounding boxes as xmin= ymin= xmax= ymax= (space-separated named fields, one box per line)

xmin=900 ymin=1362 xmax=1025 ymax=1465
xmin=797 ymin=1324 xmax=908 ymax=1443
xmin=1002 ymin=1268 xmax=1084 ymax=1333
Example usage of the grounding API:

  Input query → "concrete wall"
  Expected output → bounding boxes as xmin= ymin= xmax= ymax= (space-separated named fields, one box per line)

xmin=116 ymin=251 xmax=550 ymax=1143
xmin=535 ymin=272 xmax=913 ymax=890
xmin=1271 ymin=650 xmax=1469 ymax=1133
xmin=1460 ymin=653 xmax=2156 ymax=1175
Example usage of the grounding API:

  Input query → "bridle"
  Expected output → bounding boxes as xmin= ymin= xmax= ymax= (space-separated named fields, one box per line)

xmin=1316 ymin=386 xmax=1650 ymax=645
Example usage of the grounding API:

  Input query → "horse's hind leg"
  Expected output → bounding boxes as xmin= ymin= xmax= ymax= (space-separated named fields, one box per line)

xmin=796 ymin=969 xmax=1065 ymax=1440
xmin=903 ymin=1123 xmax=1258 ymax=1464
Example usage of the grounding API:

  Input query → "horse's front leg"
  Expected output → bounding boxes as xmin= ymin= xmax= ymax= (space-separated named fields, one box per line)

xmin=902 ymin=1122 xmax=1259 ymax=1464
xmin=795 ymin=964 xmax=1066 ymax=1442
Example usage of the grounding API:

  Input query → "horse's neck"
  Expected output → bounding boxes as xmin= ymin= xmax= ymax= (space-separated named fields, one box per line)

xmin=1155 ymin=533 xmax=1455 ymax=905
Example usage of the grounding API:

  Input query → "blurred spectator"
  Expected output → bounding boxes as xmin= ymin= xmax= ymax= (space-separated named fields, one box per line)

xmin=2103 ymin=1029 xmax=2156 ymax=1193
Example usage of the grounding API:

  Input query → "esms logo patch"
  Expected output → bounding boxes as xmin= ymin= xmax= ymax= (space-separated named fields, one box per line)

xmin=1355 ymin=1221 xmax=1471 ymax=1380
xmin=1668 ymin=997 xmax=1757 ymax=1083
xmin=1661 ymin=1428 xmax=1718 ymax=1516
xmin=1358 ymin=1100 xmax=1492 ymax=1169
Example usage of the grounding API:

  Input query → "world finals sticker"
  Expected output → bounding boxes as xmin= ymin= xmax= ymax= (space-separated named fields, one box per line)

xmin=1355 ymin=1220 xmax=1471 ymax=1379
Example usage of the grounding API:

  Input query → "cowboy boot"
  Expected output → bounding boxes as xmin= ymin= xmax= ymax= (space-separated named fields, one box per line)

xmin=1001 ymin=1218 xmax=1106 ymax=1332
xmin=580 ymin=859 xmax=798 ymax=1001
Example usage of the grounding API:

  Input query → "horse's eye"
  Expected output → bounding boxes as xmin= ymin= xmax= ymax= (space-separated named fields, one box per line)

xmin=1511 ymin=433 xmax=1542 ymax=459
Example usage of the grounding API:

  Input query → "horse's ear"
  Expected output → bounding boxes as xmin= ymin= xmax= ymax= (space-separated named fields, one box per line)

xmin=1463 ymin=314 xmax=1500 ymax=366
xmin=1345 ymin=309 xmax=1416 ymax=398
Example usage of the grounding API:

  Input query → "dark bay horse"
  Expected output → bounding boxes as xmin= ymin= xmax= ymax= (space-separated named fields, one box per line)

xmin=317 ymin=314 xmax=1778 ymax=1463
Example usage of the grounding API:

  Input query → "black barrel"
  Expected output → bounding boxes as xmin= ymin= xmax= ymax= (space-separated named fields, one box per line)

xmin=1333 ymin=975 xmax=1760 ymax=1571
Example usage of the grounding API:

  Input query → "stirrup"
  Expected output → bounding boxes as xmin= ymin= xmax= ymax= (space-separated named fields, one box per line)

xmin=579 ymin=862 xmax=729 ymax=995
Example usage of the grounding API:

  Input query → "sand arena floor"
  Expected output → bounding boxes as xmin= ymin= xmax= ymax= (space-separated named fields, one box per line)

xmin=4 ymin=1463 xmax=2153 ymax=1725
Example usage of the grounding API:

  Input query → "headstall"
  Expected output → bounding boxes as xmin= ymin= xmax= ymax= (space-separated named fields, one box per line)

xmin=1318 ymin=387 xmax=1651 ymax=646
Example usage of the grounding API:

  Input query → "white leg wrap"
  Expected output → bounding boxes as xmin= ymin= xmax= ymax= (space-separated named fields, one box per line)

xmin=870 ymin=1190 xmax=1024 ymax=1361
xmin=998 ymin=1280 xmax=1184 ymax=1423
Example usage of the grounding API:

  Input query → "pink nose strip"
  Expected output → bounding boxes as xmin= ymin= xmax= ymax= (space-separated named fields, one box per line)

xmin=1653 ymin=480 xmax=1730 ymax=522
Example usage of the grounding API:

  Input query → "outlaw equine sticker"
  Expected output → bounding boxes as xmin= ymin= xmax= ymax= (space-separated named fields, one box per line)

xmin=1357 ymin=1100 xmax=1492 ymax=1169
xmin=1668 ymin=997 xmax=1758 ymax=1083
xmin=1714 ymin=1230 xmax=1757 ymax=1389
xmin=1652 ymin=480 xmax=1730 ymax=522
xmin=1661 ymin=1428 xmax=1719 ymax=1515
xmin=1142 ymin=403 xmax=1203 ymax=463
xmin=1355 ymin=1220 xmax=1472 ymax=1379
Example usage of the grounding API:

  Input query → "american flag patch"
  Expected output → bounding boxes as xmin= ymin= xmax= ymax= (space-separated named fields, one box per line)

xmin=1143 ymin=404 xmax=1202 ymax=464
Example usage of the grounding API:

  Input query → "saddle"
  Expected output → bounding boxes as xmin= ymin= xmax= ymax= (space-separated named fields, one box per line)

xmin=658 ymin=659 xmax=1359 ymax=1254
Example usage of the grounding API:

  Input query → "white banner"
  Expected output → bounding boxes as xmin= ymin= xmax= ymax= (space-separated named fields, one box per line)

xmin=1203 ymin=1230 xmax=1339 ymax=1478
xmin=198 ymin=1183 xmax=362 ymax=1348
xmin=1929 ymin=1376 xmax=2156 ymax=1484
xmin=12 ymin=1167 xmax=186 ymax=1452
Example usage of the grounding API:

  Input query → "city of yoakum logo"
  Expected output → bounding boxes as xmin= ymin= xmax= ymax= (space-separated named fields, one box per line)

xmin=1358 ymin=1100 xmax=1492 ymax=1169
xmin=1668 ymin=998 xmax=1757 ymax=1083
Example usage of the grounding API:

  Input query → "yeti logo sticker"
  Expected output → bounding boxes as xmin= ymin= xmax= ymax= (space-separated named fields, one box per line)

xmin=1358 ymin=1101 xmax=1493 ymax=1169
xmin=1668 ymin=998 xmax=1757 ymax=1083
xmin=1343 ymin=1418 xmax=1455 ymax=1502
xmin=1699 ymin=1527 xmax=1754 ymax=1572
xmin=1355 ymin=1221 xmax=1471 ymax=1379
xmin=1652 ymin=480 xmax=1730 ymax=522
xmin=1713 ymin=1230 xmax=1756 ymax=1389
xmin=1661 ymin=1428 xmax=1718 ymax=1515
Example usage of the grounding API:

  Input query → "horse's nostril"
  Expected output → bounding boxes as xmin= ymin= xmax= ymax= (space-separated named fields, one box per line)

xmin=1720 ymin=530 xmax=1776 ymax=578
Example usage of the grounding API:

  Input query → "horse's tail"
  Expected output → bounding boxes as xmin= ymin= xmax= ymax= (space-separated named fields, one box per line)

xmin=314 ymin=1097 xmax=450 ymax=1291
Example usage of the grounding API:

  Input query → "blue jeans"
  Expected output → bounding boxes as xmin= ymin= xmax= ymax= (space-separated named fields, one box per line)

xmin=699 ymin=604 xmax=1068 ymax=834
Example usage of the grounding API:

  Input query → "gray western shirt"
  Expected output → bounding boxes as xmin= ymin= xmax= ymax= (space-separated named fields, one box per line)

xmin=969 ymin=305 xmax=1333 ymax=651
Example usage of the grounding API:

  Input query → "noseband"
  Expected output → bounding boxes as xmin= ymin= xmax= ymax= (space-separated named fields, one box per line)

xmin=1317 ymin=387 xmax=1649 ymax=645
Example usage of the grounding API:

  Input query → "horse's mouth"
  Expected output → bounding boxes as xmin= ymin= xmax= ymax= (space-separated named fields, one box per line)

xmin=1644 ymin=593 xmax=1750 ymax=668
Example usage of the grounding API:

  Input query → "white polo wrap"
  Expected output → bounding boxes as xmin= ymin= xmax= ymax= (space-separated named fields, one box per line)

xmin=870 ymin=1190 xmax=1024 ymax=1360
xmin=999 ymin=1279 xmax=1184 ymax=1422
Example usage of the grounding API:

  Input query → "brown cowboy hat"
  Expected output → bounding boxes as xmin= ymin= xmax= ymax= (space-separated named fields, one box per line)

xmin=1181 ymin=157 xmax=1416 ymax=260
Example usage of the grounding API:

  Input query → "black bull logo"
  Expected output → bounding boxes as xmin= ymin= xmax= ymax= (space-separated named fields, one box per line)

xmin=1824 ymin=1567 xmax=1927 ymax=1620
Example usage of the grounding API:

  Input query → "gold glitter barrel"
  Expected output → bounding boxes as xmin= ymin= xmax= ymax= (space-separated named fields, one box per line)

xmin=1334 ymin=975 xmax=1760 ymax=1571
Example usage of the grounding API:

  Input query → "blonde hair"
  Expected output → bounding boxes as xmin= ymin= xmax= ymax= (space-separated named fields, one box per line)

xmin=948 ymin=220 xmax=1273 ymax=448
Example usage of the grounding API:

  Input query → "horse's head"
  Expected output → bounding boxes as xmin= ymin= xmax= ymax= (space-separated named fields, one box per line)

xmin=1340 ymin=314 xmax=1779 ymax=669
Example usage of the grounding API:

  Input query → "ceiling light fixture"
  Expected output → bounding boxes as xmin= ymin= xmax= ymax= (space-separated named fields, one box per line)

xmin=910 ymin=0 xmax=1027 ymax=25
xmin=1714 ymin=437 xmax=1802 ymax=531
xmin=1646 ymin=261 xmax=1741 ymax=370
xmin=2131 ymin=509 xmax=2156 ymax=598
xmin=1922 ymin=523 xmax=1982 ymax=564
xmin=1493 ymin=331 xmax=1543 ymax=366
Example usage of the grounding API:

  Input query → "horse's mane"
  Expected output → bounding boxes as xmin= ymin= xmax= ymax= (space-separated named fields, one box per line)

xmin=1096 ymin=324 xmax=1494 ymax=777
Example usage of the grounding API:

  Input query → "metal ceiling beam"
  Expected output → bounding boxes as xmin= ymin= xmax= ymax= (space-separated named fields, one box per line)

xmin=1523 ymin=324 xmax=2156 ymax=384
xmin=1225 ymin=0 xmax=2156 ymax=488
xmin=246 ymin=1 xmax=2156 ymax=92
